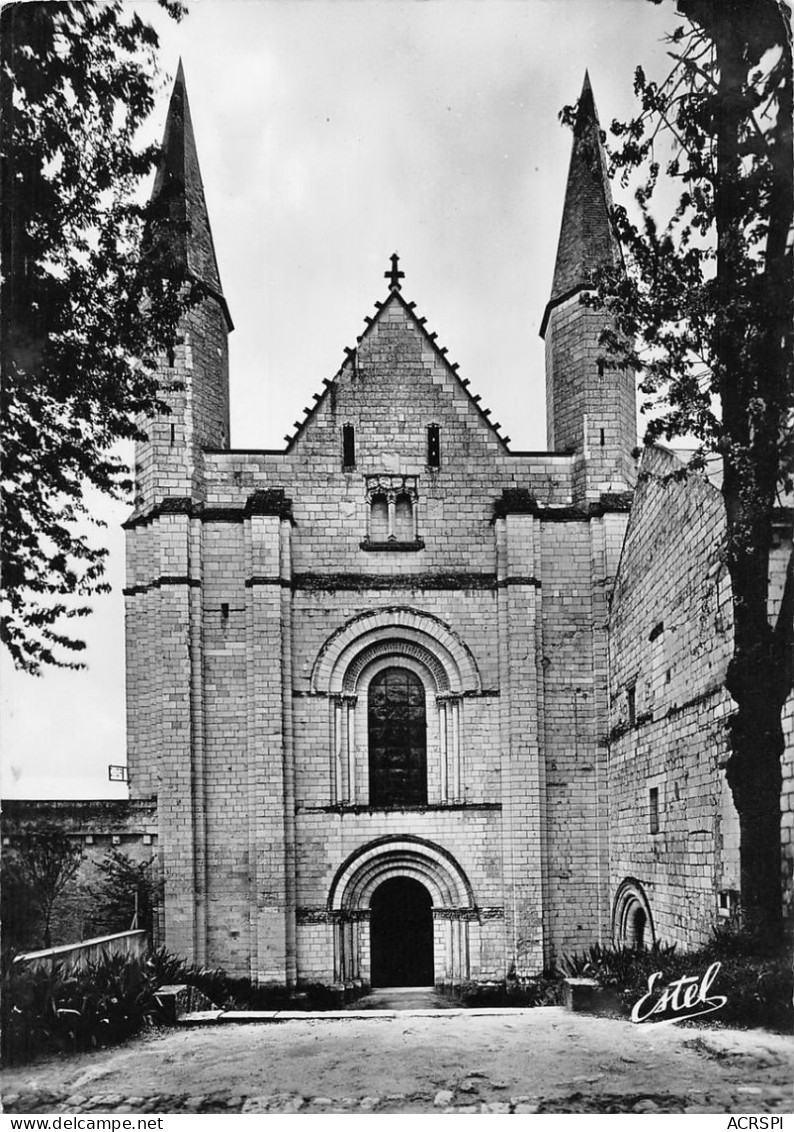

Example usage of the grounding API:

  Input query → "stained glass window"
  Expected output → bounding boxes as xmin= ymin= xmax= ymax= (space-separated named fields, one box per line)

xmin=368 ymin=667 xmax=427 ymax=806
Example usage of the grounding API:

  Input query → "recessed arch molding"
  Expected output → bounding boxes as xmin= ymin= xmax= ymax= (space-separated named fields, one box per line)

xmin=328 ymin=834 xmax=476 ymax=913
xmin=311 ymin=606 xmax=481 ymax=696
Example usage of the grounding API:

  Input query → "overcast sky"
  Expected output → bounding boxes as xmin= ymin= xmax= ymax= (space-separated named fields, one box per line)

xmin=1 ymin=0 xmax=676 ymax=800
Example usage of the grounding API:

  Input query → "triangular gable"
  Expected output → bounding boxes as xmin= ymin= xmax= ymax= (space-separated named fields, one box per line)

xmin=283 ymin=283 xmax=510 ymax=453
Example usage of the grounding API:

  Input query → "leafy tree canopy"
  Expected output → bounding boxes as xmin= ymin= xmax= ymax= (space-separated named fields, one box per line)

xmin=91 ymin=848 xmax=161 ymax=937
xmin=565 ymin=0 xmax=792 ymax=938
xmin=1 ymin=1 xmax=190 ymax=674
xmin=2 ymin=824 xmax=85 ymax=950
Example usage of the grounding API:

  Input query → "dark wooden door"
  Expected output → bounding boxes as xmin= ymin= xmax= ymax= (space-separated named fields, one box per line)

xmin=370 ymin=876 xmax=434 ymax=987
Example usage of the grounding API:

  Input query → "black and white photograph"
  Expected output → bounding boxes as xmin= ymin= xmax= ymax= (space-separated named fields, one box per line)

xmin=1 ymin=0 xmax=792 ymax=1122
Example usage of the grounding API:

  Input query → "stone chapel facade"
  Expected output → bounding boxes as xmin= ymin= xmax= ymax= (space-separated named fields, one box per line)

xmin=121 ymin=67 xmax=794 ymax=988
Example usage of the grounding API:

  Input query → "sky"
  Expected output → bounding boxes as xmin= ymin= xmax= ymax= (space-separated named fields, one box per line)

xmin=1 ymin=0 xmax=677 ymax=800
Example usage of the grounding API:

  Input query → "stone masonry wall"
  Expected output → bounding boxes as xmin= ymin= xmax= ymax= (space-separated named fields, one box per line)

xmin=544 ymin=295 xmax=636 ymax=503
xmin=126 ymin=289 xmax=631 ymax=982
xmin=608 ymin=447 xmax=794 ymax=947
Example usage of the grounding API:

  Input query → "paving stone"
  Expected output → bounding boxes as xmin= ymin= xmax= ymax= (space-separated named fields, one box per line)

xmin=93 ymin=1095 xmax=126 ymax=1109
xmin=632 ymin=1099 xmax=659 ymax=1113
xmin=138 ymin=1097 xmax=164 ymax=1112
xmin=515 ymin=1103 xmax=542 ymax=1113
xmin=480 ymin=1102 xmax=511 ymax=1113
xmin=279 ymin=1096 xmax=305 ymax=1112
xmin=183 ymin=1095 xmax=207 ymax=1111
xmin=64 ymin=1095 xmax=89 ymax=1107
xmin=434 ymin=1090 xmax=454 ymax=1107
xmin=83 ymin=1096 xmax=111 ymax=1110
xmin=241 ymin=1096 xmax=276 ymax=1113
xmin=359 ymin=1096 xmax=381 ymax=1110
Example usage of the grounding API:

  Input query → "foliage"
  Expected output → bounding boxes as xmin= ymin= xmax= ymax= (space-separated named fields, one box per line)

xmin=0 ymin=0 xmax=191 ymax=674
xmin=563 ymin=0 xmax=793 ymax=939
xmin=1 ymin=855 xmax=42 ymax=957
xmin=1 ymin=953 xmax=160 ymax=1066
xmin=145 ymin=947 xmax=354 ymax=1011
xmin=444 ymin=975 xmax=564 ymax=1008
xmin=558 ymin=941 xmax=679 ymax=985
xmin=1 ymin=826 xmax=84 ymax=949
xmin=559 ymin=933 xmax=793 ymax=1032
xmin=146 ymin=946 xmax=232 ymax=1009
xmin=91 ymin=849 xmax=162 ymax=937
xmin=2 ymin=947 xmax=367 ymax=1064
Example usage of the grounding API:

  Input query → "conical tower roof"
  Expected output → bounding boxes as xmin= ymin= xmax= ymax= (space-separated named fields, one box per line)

xmin=146 ymin=61 xmax=232 ymax=329
xmin=541 ymin=72 xmax=620 ymax=336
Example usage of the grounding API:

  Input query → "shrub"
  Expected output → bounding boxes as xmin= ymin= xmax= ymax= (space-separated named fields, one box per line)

xmin=443 ymin=974 xmax=564 ymax=1008
xmin=146 ymin=946 xmax=231 ymax=1007
xmin=1 ymin=953 xmax=159 ymax=1065
xmin=558 ymin=933 xmax=793 ymax=1032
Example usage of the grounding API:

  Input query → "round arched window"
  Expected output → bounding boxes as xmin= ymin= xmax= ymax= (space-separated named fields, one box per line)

xmin=613 ymin=879 xmax=655 ymax=950
xmin=368 ymin=667 xmax=427 ymax=806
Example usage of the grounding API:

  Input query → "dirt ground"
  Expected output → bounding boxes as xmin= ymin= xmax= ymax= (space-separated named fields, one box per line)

xmin=2 ymin=1007 xmax=792 ymax=1114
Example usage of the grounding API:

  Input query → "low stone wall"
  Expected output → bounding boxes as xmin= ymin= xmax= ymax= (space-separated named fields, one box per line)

xmin=14 ymin=930 xmax=148 ymax=973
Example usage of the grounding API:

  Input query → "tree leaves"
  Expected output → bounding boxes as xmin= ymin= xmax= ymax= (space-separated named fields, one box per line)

xmin=1 ymin=1 xmax=188 ymax=673
xmin=572 ymin=0 xmax=793 ymax=940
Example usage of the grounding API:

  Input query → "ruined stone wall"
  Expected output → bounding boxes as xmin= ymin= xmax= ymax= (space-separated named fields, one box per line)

xmin=607 ymin=447 xmax=794 ymax=947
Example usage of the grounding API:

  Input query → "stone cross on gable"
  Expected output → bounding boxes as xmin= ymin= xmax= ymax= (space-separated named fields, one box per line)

xmin=385 ymin=252 xmax=405 ymax=291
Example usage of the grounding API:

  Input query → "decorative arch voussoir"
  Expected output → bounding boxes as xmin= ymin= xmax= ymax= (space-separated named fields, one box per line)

xmin=328 ymin=835 xmax=475 ymax=913
xmin=311 ymin=606 xmax=481 ymax=695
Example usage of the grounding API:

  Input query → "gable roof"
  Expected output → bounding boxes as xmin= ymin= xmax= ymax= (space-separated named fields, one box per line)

xmin=283 ymin=278 xmax=510 ymax=452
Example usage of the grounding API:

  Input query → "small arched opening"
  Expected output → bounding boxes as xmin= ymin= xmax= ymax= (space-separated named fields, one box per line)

xmin=613 ymin=879 xmax=655 ymax=950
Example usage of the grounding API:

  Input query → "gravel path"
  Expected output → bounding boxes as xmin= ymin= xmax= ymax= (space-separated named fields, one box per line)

xmin=2 ymin=1008 xmax=791 ymax=1114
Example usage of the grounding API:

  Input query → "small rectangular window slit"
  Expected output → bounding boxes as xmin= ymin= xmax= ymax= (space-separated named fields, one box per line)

xmin=649 ymin=787 xmax=660 ymax=835
xmin=627 ymin=683 xmax=636 ymax=728
xmin=342 ymin=423 xmax=355 ymax=468
xmin=170 ymin=424 xmax=176 ymax=447
xmin=599 ymin=428 xmax=605 ymax=447
xmin=427 ymin=424 xmax=440 ymax=468
xmin=221 ymin=603 xmax=229 ymax=622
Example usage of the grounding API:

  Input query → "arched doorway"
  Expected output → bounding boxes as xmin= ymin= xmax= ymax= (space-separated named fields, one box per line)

xmin=370 ymin=876 xmax=434 ymax=987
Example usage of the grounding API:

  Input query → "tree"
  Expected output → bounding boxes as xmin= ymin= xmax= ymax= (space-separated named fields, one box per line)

xmin=0 ymin=0 xmax=190 ymax=675
xmin=2 ymin=826 xmax=85 ymax=949
xmin=91 ymin=848 xmax=161 ymax=937
xmin=571 ymin=0 xmax=793 ymax=939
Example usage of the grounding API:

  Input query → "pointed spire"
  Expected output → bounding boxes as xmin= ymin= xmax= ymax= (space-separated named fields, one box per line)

xmin=146 ymin=61 xmax=232 ymax=329
xmin=541 ymin=72 xmax=620 ymax=336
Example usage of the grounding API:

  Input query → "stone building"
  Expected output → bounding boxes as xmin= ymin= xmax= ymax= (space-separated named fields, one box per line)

xmin=117 ymin=66 xmax=793 ymax=988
